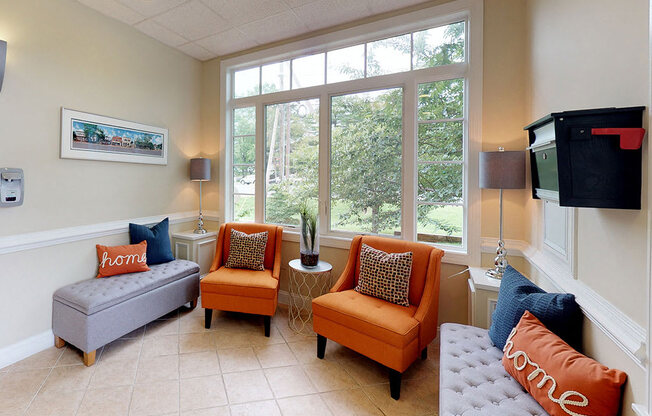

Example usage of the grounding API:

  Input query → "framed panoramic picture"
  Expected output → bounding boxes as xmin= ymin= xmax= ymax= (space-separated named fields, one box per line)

xmin=60 ymin=108 xmax=168 ymax=165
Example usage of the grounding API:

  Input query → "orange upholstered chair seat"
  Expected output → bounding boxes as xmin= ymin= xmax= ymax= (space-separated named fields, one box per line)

xmin=200 ymin=222 xmax=283 ymax=336
xmin=312 ymin=290 xmax=419 ymax=348
xmin=312 ymin=235 xmax=443 ymax=400
xmin=201 ymin=268 xmax=278 ymax=299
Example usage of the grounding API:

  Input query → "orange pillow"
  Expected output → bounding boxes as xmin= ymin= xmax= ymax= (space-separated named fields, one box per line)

xmin=96 ymin=241 xmax=150 ymax=278
xmin=503 ymin=311 xmax=627 ymax=416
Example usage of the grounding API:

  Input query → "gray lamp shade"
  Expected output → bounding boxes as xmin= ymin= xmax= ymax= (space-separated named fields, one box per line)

xmin=479 ymin=150 xmax=525 ymax=189
xmin=190 ymin=158 xmax=211 ymax=181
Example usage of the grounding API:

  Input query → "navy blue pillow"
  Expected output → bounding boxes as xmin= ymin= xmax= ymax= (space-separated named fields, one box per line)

xmin=488 ymin=265 xmax=582 ymax=351
xmin=129 ymin=217 xmax=174 ymax=265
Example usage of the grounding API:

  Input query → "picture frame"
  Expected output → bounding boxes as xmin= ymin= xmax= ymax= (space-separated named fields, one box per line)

xmin=60 ymin=108 xmax=168 ymax=165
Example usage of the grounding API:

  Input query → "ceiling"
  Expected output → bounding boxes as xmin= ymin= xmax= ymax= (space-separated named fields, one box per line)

xmin=77 ymin=0 xmax=431 ymax=61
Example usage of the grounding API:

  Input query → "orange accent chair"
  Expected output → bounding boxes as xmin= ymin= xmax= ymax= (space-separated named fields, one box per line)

xmin=312 ymin=235 xmax=444 ymax=400
xmin=201 ymin=223 xmax=283 ymax=336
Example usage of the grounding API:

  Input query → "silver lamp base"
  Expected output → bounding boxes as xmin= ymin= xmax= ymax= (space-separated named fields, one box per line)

xmin=194 ymin=211 xmax=207 ymax=234
xmin=485 ymin=239 xmax=508 ymax=279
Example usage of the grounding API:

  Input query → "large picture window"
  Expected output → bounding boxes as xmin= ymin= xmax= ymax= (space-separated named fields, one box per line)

xmin=330 ymin=88 xmax=403 ymax=235
xmin=223 ymin=2 xmax=481 ymax=260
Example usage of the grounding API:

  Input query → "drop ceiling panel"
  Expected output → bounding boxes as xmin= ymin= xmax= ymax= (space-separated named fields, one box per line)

xmin=117 ymin=0 xmax=188 ymax=17
xmin=76 ymin=0 xmax=432 ymax=61
xmin=196 ymin=28 xmax=259 ymax=56
xmin=153 ymin=0 xmax=230 ymax=41
xmin=135 ymin=20 xmax=188 ymax=47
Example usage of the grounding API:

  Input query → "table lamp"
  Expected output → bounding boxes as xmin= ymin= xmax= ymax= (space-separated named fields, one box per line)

xmin=190 ymin=158 xmax=211 ymax=234
xmin=479 ymin=147 xmax=525 ymax=278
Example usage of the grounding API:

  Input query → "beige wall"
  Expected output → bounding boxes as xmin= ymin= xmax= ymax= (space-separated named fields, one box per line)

xmin=0 ymin=0 xmax=203 ymax=237
xmin=523 ymin=0 xmax=650 ymax=411
xmin=0 ymin=0 xmax=204 ymax=349
xmin=523 ymin=0 xmax=649 ymax=325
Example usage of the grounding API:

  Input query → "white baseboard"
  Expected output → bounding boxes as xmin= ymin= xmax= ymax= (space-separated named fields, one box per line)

xmin=0 ymin=330 xmax=54 ymax=370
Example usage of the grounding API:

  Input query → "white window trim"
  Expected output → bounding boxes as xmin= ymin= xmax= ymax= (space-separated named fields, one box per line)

xmin=219 ymin=0 xmax=483 ymax=266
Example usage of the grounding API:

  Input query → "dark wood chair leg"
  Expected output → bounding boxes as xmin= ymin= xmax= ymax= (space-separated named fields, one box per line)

xmin=317 ymin=335 xmax=327 ymax=359
xmin=188 ymin=298 xmax=198 ymax=310
xmin=421 ymin=347 xmax=427 ymax=360
xmin=389 ymin=369 xmax=402 ymax=400
xmin=204 ymin=308 xmax=212 ymax=329
xmin=264 ymin=316 xmax=271 ymax=337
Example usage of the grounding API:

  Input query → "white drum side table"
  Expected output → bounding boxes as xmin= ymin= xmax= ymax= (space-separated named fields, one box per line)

xmin=288 ymin=259 xmax=332 ymax=336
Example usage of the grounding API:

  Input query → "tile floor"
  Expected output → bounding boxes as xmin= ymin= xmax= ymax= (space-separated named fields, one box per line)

xmin=0 ymin=304 xmax=439 ymax=416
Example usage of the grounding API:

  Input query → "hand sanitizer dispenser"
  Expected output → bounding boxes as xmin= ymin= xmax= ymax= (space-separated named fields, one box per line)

xmin=1 ymin=168 xmax=24 ymax=207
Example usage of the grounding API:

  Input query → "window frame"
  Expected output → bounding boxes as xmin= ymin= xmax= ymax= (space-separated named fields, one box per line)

xmin=220 ymin=0 xmax=483 ymax=265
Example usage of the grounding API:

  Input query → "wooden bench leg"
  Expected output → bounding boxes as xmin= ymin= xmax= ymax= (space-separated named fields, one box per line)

xmin=317 ymin=335 xmax=327 ymax=359
xmin=189 ymin=298 xmax=198 ymax=310
xmin=54 ymin=336 xmax=65 ymax=349
xmin=83 ymin=350 xmax=96 ymax=367
xmin=421 ymin=347 xmax=427 ymax=360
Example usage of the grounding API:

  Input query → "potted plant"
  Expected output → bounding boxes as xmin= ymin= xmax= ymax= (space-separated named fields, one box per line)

xmin=299 ymin=202 xmax=319 ymax=268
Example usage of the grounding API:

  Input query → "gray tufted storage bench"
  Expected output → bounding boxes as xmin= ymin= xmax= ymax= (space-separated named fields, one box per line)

xmin=52 ymin=259 xmax=200 ymax=365
xmin=439 ymin=323 xmax=548 ymax=416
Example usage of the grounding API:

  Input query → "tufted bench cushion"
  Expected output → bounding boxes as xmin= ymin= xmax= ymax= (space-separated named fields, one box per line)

xmin=52 ymin=259 xmax=200 ymax=362
xmin=439 ymin=323 xmax=548 ymax=416
xmin=54 ymin=260 xmax=199 ymax=315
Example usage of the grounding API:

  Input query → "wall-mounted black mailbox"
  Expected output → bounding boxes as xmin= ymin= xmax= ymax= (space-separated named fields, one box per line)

xmin=524 ymin=106 xmax=646 ymax=209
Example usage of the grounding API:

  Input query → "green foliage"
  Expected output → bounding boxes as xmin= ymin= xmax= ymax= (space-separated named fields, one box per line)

xmin=299 ymin=201 xmax=318 ymax=253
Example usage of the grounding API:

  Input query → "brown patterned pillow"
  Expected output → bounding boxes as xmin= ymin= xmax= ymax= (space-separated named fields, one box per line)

xmin=355 ymin=243 xmax=413 ymax=306
xmin=224 ymin=229 xmax=268 ymax=271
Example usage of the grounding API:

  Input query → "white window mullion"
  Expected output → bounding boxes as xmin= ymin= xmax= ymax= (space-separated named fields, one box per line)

xmin=319 ymin=92 xmax=330 ymax=236
xmin=254 ymin=101 xmax=265 ymax=223
xmin=403 ymin=80 xmax=417 ymax=242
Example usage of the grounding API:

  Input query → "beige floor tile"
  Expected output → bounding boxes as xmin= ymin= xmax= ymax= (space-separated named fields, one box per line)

xmin=254 ymin=343 xmax=298 ymax=368
xmin=180 ymin=375 xmax=228 ymax=411
xmin=287 ymin=340 xmax=321 ymax=364
xmin=248 ymin=325 xmax=286 ymax=347
xmin=130 ymin=380 xmax=180 ymax=416
xmin=275 ymin=319 xmax=315 ymax=344
xmin=276 ymin=394 xmax=333 ymax=416
xmin=180 ymin=351 xmax=221 ymax=378
xmin=180 ymin=312 xmax=214 ymax=334
xmin=142 ymin=334 xmax=179 ymax=357
xmin=88 ymin=358 xmax=138 ymax=389
xmin=136 ymin=354 xmax=180 ymax=384
xmin=264 ymin=365 xmax=315 ymax=398
xmin=181 ymin=406 xmax=230 ymax=416
xmin=323 ymin=341 xmax=364 ymax=362
xmin=146 ymin=318 xmax=180 ymax=338
xmin=0 ymin=389 xmax=39 ymax=414
xmin=25 ymin=389 xmax=84 ymax=416
xmin=212 ymin=329 xmax=254 ymax=350
xmin=303 ymin=361 xmax=358 ymax=392
xmin=41 ymin=364 xmax=95 ymax=392
xmin=321 ymin=389 xmax=383 ymax=416
xmin=230 ymin=399 xmax=281 ymax=416
xmin=180 ymin=333 xmax=215 ymax=353
xmin=55 ymin=346 xmax=88 ymax=367
xmin=402 ymin=357 xmax=438 ymax=382
xmin=340 ymin=357 xmax=388 ymax=386
xmin=6 ymin=347 xmax=63 ymax=372
xmin=218 ymin=347 xmax=261 ymax=373
xmin=0 ymin=368 xmax=50 ymax=394
xmin=100 ymin=338 xmax=143 ymax=363
xmin=362 ymin=378 xmax=437 ymax=416
xmin=76 ymin=385 xmax=133 ymax=416
xmin=223 ymin=369 xmax=274 ymax=404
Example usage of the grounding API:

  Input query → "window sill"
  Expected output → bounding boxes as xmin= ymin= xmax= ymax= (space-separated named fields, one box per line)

xmin=281 ymin=229 xmax=471 ymax=266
